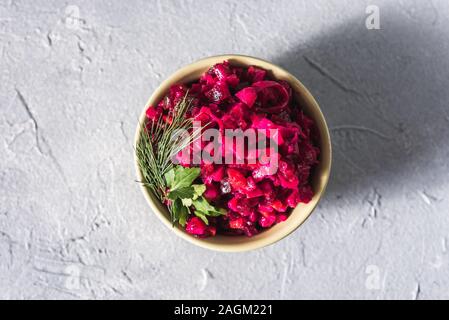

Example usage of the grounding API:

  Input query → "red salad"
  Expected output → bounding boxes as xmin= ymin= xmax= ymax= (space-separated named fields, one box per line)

xmin=145 ymin=61 xmax=320 ymax=237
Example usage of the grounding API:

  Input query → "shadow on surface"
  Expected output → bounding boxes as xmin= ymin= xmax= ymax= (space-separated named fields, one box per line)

xmin=274 ymin=13 xmax=449 ymax=199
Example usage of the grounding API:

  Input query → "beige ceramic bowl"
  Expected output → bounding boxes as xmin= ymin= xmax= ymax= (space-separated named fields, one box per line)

xmin=134 ymin=55 xmax=331 ymax=252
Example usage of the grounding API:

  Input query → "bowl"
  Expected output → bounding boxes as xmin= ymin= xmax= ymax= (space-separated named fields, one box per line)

xmin=134 ymin=55 xmax=331 ymax=252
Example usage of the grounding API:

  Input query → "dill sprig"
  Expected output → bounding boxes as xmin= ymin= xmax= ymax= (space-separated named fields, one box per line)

xmin=136 ymin=92 xmax=202 ymax=219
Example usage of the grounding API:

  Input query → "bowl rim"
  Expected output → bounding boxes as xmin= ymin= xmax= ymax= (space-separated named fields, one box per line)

xmin=134 ymin=54 xmax=332 ymax=252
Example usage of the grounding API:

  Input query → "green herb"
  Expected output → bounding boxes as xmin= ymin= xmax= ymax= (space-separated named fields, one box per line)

xmin=167 ymin=187 xmax=195 ymax=200
xmin=191 ymin=184 xmax=206 ymax=200
xmin=136 ymin=92 xmax=201 ymax=222
xmin=166 ymin=166 xmax=200 ymax=192
xmin=165 ymin=166 xmax=226 ymax=226
xmin=194 ymin=210 xmax=209 ymax=225
xmin=181 ymin=198 xmax=193 ymax=207
xmin=191 ymin=196 xmax=225 ymax=216
xmin=191 ymin=196 xmax=227 ymax=224
xmin=172 ymin=198 xmax=189 ymax=226
xmin=136 ymin=93 xmax=224 ymax=226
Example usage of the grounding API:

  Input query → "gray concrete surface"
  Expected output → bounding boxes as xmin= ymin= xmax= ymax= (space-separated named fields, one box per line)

xmin=1 ymin=0 xmax=449 ymax=299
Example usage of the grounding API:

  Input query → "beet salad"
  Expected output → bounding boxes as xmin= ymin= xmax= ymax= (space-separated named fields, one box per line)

xmin=137 ymin=61 xmax=320 ymax=238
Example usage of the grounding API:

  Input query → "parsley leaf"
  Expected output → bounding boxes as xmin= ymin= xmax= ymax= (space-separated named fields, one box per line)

xmin=181 ymin=198 xmax=193 ymax=207
xmin=168 ymin=186 xmax=194 ymax=200
xmin=170 ymin=167 xmax=201 ymax=191
xmin=166 ymin=166 xmax=225 ymax=226
xmin=194 ymin=211 xmax=209 ymax=225
xmin=192 ymin=196 xmax=226 ymax=217
xmin=192 ymin=184 xmax=206 ymax=200
xmin=172 ymin=198 xmax=188 ymax=226
xmin=164 ymin=169 xmax=175 ymax=188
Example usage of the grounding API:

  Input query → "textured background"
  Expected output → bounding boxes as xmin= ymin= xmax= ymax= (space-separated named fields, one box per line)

xmin=1 ymin=0 xmax=449 ymax=300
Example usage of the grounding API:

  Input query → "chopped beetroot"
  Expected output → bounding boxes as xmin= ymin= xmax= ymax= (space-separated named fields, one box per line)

xmin=246 ymin=66 xmax=267 ymax=83
xmin=185 ymin=216 xmax=207 ymax=236
xmin=271 ymin=199 xmax=288 ymax=212
xmin=145 ymin=61 xmax=320 ymax=238
xmin=227 ymin=168 xmax=248 ymax=192
xmin=235 ymin=87 xmax=258 ymax=108
xmin=252 ymin=81 xmax=290 ymax=113
xmin=146 ymin=107 xmax=161 ymax=122
xmin=259 ymin=214 xmax=276 ymax=228
xmin=211 ymin=166 xmax=225 ymax=182
xmin=276 ymin=214 xmax=288 ymax=222
xmin=210 ymin=61 xmax=231 ymax=80
xmin=229 ymin=217 xmax=245 ymax=229
xmin=205 ymin=81 xmax=231 ymax=103
xmin=203 ymin=183 xmax=220 ymax=202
